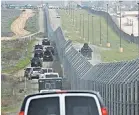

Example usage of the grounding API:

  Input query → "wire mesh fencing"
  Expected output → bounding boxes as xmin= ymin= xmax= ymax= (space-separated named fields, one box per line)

xmin=45 ymin=7 xmax=139 ymax=115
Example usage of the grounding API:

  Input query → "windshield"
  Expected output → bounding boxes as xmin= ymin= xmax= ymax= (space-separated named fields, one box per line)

xmin=26 ymin=68 xmax=31 ymax=72
xmin=45 ymin=75 xmax=58 ymax=78
xmin=44 ymin=51 xmax=51 ymax=55
xmin=48 ymin=69 xmax=53 ymax=72
xmin=65 ymin=96 xmax=99 ymax=115
xmin=35 ymin=45 xmax=43 ymax=49
xmin=42 ymin=69 xmax=48 ymax=73
xmin=33 ymin=68 xmax=41 ymax=71
xmin=27 ymin=97 xmax=60 ymax=115
xmin=35 ymin=50 xmax=43 ymax=53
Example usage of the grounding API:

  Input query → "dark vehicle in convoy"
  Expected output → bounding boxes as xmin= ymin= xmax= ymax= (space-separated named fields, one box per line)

xmin=38 ymin=77 xmax=63 ymax=92
xmin=24 ymin=67 xmax=33 ymax=79
xmin=19 ymin=90 xmax=108 ymax=115
xmin=34 ymin=49 xmax=43 ymax=58
xmin=30 ymin=67 xmax=41 ymax=79
xmin=45 ymin=46 xmax=55 ymax=55
xmin=31 ymin=57 xmax=42 ymax=67
xmin=42 ymin=38 xmax=50 ymax=45
xmin=43 ymin=50 xmax=53 ymax=61
xmin=79 ymin=43 xmax=93 ymax=60
xmin=34 ymin=44 xmax=43 ymax=50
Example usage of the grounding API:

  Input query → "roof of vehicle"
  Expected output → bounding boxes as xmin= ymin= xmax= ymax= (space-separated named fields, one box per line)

xmin=41 ymin=68 xmax=53 ymax=70
xmin=35 ymin=49 xmax=43 ymax=51
xmin=40 ymin=89 xmax=61 ymax=93
xmin=35 ymin=44 xmax=43 ymax=46
xmin=43 ymin=38 xmax=49 ymax=40
xmin=43 ymin=73 xmax=59 ymax=75
xmin=26 ymin=67 xmax=33 ymax=69
xmin=20 ymin=90 xmax=105 ymax=111
xmin=39 ymin=77 xmax=62 ymax=80
xmin=33 ymin=67 xmax=41 ymax=69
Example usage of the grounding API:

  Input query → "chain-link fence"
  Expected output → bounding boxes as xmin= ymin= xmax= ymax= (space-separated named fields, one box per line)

xmin=44 ymin=6 xmax=139 ymax=115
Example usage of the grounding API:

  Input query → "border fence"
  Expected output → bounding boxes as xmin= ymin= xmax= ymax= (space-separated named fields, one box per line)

xmin=44 ymin=7 xmax=139 ymax=115
xmin=82 ymin=6 xmax=139 ymax=44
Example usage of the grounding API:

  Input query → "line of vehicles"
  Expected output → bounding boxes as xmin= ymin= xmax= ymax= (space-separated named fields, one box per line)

xmin=20 ymin=39 xmax=107 ymax=115
xmin=24 ymin=38 xmax=63 ymax=92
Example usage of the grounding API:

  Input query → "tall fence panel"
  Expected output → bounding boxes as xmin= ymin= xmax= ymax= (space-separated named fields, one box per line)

xmin=44 ymin=7 xmax=139 ymax=115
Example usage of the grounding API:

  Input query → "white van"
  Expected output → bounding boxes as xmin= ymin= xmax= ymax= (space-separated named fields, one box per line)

xmin=19 ymin=90 xmax=108 ymax=115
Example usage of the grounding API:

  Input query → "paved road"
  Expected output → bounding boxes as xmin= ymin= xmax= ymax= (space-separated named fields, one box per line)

xmin=39 ymin=8 xmax=45 ymax=33
xmin=49 ymin=9 xmax=61 ymax=31
xmin=48 ymin=9 xmax=102 ymax=66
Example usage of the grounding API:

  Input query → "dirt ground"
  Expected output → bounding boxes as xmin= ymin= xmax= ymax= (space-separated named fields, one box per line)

xmin=1 ymin=9 xmax=35 ymax=40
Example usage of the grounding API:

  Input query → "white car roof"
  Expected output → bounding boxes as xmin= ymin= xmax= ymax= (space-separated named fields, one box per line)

xmin=40 ymin=89 xmax=61 ymax=93
xmin=39 ymin=77 xmax=62 ymax=80
xmin=43 ymin=73 xmax=59 ymax=75
xmin=41 ymin=68 xmax=53 ymax=70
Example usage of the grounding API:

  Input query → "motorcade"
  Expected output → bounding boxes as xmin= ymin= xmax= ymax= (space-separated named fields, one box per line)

xmin=19 ymin=90 xmax=108 ymax=115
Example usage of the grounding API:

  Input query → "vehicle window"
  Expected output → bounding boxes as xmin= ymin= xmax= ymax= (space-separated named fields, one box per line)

xmin=42 ymin=69 xmax=48 ymax=73
xmin=26 ymin=68 xmax=31 ymax=72
xmin=45 ymin=83 xmax=51 ymax=89
xmin=27 ymin=97 xmax=60 ymax=115
xmin=44 ymin=51 xmax=51 ymax=55
xmin=65 ymin=96 xmax=99 ymax=115
xmin=55 ymin=80 xmax=62 ymax=89
xmin=45 ymin=75 xmax=58 ymax=78
xmin=48 ymin=69 xmax=53 ymax=72
xmin=33 ymin=68 xmax=41 ymax=71
xmin=35 ymin=50 xmax=42 ymax=53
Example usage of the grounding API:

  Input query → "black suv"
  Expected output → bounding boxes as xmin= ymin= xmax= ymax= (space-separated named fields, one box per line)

xmin=34 ymin=44 xmax=43 ymax=50
xmin=42 ymin=38 xmax=50 ymax=45
xmin=31 ymin=57 xmax=42 ymax=67
xmin=45 ymin=46 xmax=54 ymax=55
xmin=34 ymin=49 xmax=43 ymax=58
xmin=43 ymin=50 xmax=53 ymax=61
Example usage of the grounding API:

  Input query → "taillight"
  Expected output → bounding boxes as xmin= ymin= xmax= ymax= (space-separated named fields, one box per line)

xmin=101 ymin=107 xmax=108 ymax=115
xmin=19 ymin=111 xmax=24 ymax=115
xmin=56 ymin=90 xmax=67 ymax=94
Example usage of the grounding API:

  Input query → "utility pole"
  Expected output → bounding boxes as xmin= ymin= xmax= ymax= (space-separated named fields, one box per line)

xmin=137 ymin=2 xmax=139 ymax=57
xmin=106 ymin=3 xmax=110 ymax=47
xmin=83 ymin=14 xmax=85 ymax=40
xmin=119 ymin=1 xmax=123 ymax=52
xmin=88 ymin=14 xmax=90 ymax=43
xmin=92 ymin=16 xmax=94 ymax=44
xmin=73 ymin=6 xmax=74 ymax=25
xmin=80 ymin=14 xmax=82 ymax=38
xmin=100 ymin=16 xmax=102 ymax=45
